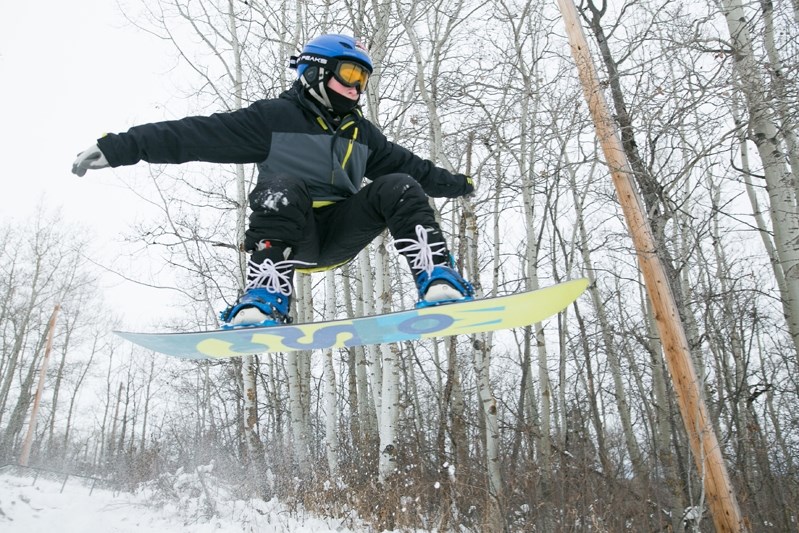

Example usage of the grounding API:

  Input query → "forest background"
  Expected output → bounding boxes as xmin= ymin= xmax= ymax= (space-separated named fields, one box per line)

xmin=1 ymin=0 xmax=797 ymax=531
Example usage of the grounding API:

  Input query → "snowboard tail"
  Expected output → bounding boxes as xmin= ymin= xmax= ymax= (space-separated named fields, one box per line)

xmin=115 ymin=278 xmax=589 ymax=360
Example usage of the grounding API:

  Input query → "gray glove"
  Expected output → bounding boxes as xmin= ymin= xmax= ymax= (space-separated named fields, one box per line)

xmin=72 ymin=144 xmax=109 ymax=176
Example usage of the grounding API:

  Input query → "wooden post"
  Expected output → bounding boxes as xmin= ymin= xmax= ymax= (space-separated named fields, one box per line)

xmin=556 ymin=1 xmax=748 ymax=531
xmin=19 ymin=304 xmax=61 ymax=467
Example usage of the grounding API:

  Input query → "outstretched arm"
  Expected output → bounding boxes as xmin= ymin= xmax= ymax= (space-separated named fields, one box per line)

xmin=72 ymin=101 xmax=274 ymax=175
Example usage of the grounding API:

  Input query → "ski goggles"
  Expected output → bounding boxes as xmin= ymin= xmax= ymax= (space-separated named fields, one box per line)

xmin=291 ymin=53 xmax=372 ymax=90
xmin=331 ymin=60 xmax=370 ymax=90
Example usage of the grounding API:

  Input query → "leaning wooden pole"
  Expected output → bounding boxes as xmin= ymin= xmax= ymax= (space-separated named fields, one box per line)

xmin=556 ymin=1 xmax=747 ymax=531
xmin=19 ymin=303 xmax=61 ymax=467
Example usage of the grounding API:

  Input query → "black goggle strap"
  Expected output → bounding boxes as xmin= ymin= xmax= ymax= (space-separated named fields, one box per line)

xmin=290 ymin=53 xmax=333 ymax=70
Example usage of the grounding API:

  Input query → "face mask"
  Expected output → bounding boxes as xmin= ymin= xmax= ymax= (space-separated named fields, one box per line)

xmin=327 ymin=89 xmax=360 ymax=115
xmin=302 ymin=67 xmax=359 ymax=115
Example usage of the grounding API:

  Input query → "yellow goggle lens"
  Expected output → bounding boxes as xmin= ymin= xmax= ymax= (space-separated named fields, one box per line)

xmin=336 ymin=61 xmax=370 ymax=88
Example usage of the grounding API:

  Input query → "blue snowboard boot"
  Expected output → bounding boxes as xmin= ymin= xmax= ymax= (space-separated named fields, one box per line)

xmin=394 ymin=225 xmax=475 ymax=308
xmin=415 ymin=264 xmax=475 ymax=308
xmin=221 ymin=241 xmax=298 ymax=329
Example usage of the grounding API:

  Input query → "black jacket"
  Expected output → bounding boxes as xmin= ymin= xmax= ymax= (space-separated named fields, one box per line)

xmin=97 ymin=82 xmax=470 ymax=203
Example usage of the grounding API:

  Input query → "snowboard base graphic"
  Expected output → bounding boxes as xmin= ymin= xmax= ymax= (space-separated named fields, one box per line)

xmin=115 ymin=278 xmax=588 ymax=360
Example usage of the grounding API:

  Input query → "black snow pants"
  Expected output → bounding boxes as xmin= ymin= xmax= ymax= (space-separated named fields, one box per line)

xmin=244 ymin=173 xmax=445 ymax=270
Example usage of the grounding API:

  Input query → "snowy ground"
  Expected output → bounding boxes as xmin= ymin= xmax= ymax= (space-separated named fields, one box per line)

xmin=0 ymin=466 xmax=376 ymax=532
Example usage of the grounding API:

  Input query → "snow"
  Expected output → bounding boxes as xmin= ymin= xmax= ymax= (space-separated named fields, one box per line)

xmin=255 ymin=190 xmax=290 ymax=211
xmin=0 ymin=467 xmax=372 ymax=533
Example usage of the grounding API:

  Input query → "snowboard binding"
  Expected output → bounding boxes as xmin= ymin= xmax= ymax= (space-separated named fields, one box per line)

xmin=220 ymin=287 xmax=292 ymax=329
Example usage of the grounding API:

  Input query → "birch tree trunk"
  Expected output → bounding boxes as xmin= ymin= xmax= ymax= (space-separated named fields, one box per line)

xmin=566 ymin=154 xmax=645 ymax=478
xmin=521 ymin=166 xmax=552 ymax=481
xmin=456 ymin=133 xmax=504 ymax=531
xmin=505 ymin=28 xmax=555 ymax=488
xmin=375 ymin=234 xmax=399 ymax=483
xmin=721 ymin=0 xmax=799 ymax=358
xmin=341 ymin=261 xmax=374 ymax=449
xmin=732 ymin=96 xmax=788 ymax=300
xmin=645 ymin=289 xmax=686 ymax=531
xmin=63 ymin=345 xmax=94 ymax=455
xmin=759 ymin=0 xmax=799 ymax=197
xmin=47 ymin=304 xmax=76 ymax=456
xmin=0 ymin=249 xmax=45 ymax=424
xmin=438 ymin=337 xmax=467 ymax=530
xmin=356 ymin=249 xmax=379 ymax=439
xmin=226 ymin=0 xmax=265 ymax=486
xmin=323 ymin=270 xmax=339 ymax=477
xmin=289 ymin=273 xmax=312 ymax=476
xmin=139 ymin=357 xmax=156 ymax=453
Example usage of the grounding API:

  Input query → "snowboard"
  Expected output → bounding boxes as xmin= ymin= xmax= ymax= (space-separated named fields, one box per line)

xmin=114 ymin=278 xmax=588 ymax=360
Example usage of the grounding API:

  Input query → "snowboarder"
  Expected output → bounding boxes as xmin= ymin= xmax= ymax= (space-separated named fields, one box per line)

xmin=72 ymin=33 xmax=475 ymax=328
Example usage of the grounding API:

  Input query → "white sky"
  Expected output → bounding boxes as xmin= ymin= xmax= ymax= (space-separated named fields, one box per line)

xmin=1 ymin=1 xmax=187 ymax=328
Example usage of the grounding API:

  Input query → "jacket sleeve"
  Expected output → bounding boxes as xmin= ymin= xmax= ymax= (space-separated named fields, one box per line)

xmin=96 ymin=101 xmax=273 ymax=167
xmin=363 ymin=124 xmax=470 ymax=198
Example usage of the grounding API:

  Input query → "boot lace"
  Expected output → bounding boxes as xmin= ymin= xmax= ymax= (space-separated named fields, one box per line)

xmin=393 ymin=225 xmax=447 ymax=276
xmin=245 ymin=258 xmax=311 ymax=294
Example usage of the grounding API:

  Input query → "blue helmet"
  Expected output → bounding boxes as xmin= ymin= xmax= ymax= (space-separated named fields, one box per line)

xmin=294 ymin=34 xmax=373 ymax=80
xmin=290 ymin=34 xmax=373 ymax=114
